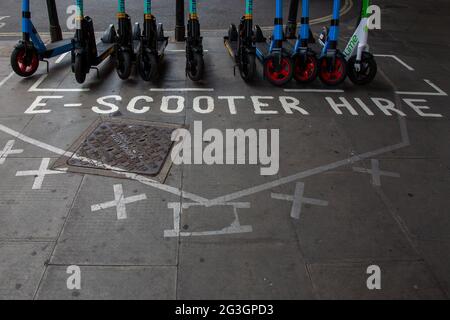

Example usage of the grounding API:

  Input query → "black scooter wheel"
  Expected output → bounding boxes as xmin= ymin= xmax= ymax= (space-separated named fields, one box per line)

xmin=318 ymin=55 xmax=347 ymax=86
xmin=347 ymin=52 xmax=377 ymax=85
xmin=11 ymin=45 xmax=39 ymax=77
xmin=138 ymin=51 xmax=158 ymax=82
xmin=116 ymin=50 xmax=132 ymax=80
xmin=74 ymin=54 xmax=87 ymax=84
xmin=240 ymin=53 xmax=256 ymax=82
xmin=264 ymin=55 xmax=293 ymax=86
xmin=187 ymin=52 xmax=205 ymax=82
xmin=294 ymin=53 xmax=318 ymax=84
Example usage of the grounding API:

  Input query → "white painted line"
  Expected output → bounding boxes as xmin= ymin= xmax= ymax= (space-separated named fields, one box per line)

xmin=64 ymin=103 xmax=83 ymax=108
xmin=91 ymin=184 xmax=147 ymax=220
xmin=164 ymin=202 xmax=252 ymax=237
xmin=16 ymin=158 xmax=64 ymax=190
xmin=0 ymin=124 xmax=209 ymax=204
xmin=395 ymin=79 xmax=448 ymax=96
xmin=284 ymin=89 xmax=345 ymax=93
xmin=167 ymin=49 xmax=209 ymax=53
xmin=374 ymin=54 xmax=415 ymax=71
xmin=271 ymin=182 xmax=328 ymax=220
xmin=0 ymin=140 xmax=23 ymax=165
xmin=353 ymin=159 xmax=400 ymax=187
xmin=55 ymin=52 xmax=70 ymax=64
xmin=28 ymin=74 xmax=90 ymax=92
xmin=150 ymin=88 xmax=214 ymax=92
xmin=0 ymin=72 xmax=14 ymax=89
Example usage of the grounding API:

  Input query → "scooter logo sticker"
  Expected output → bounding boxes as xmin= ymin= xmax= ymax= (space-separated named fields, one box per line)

xmin=367 ymin=5 xmax=381 ymax=30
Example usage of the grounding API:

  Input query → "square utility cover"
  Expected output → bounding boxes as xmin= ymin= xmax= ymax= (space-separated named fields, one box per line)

xmin=53 ymin=118 xmax=181 ymax=183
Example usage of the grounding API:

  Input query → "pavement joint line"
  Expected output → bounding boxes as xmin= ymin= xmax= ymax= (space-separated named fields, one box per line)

xmin=352 ymin=159 xmax=400 ymax=187
xmin=374 ymin=54 xmax=415 ymax=71
xmin=395 ymin=79 xmax=448 ymax=96
xmin=28 ymin=73 xmax=90 ymax=92
xmin=0 ymin=71 xmax=14 ymax=88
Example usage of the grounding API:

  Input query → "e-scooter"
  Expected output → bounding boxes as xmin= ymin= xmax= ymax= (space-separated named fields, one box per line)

xmin=136 ymin=0 xmax=169 ymax=82
xmin=290 ymin=0 xmax=318 ymax=83
xmin=115 ymin=0 xmax=138 ymax=80
xmin=342 ymin=0 xmax=377 ymax=85
xmin=11 ymin=0 xmax=74 ymax=77
xmin=185 ymin=0 xmax=205 ymax=81
xmin=71 ymin=0 xmax=117 ymax=84
xmin=317 ymin=0 xmax=347 ymax=86
xmin=224 ymin=0 xmax=256 ymax=82
xmin=255 ymin=0 xmax=293 ymax=86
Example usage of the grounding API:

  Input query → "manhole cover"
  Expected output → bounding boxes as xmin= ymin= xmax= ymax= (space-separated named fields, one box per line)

xmin=53 ymin=118 xmax=182 ymax=182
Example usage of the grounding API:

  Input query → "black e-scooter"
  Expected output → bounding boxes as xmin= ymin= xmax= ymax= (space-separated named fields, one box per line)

xmin=72 ymin=0 xmax=117 ymax=84
xmin=224 ymin=0 xmax=257 ymax=82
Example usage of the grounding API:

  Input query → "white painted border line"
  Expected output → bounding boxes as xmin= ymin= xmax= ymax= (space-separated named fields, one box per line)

xmin=284 ymin=89 xmax=345 ymax=93
xmin=395 ymin=79 xmax=448 ymax=96
xmin=0 ymin=72 xmax=14 ymax=89
xmin=150 ymin=88 xmax=214 ymax=92
xmin=374 ymin=54 xmax=415 ymax=71
xmin=28 ymin=74 xmax=90 ymax=92
xmin=55 ymin=52 xmax=70 ymax=64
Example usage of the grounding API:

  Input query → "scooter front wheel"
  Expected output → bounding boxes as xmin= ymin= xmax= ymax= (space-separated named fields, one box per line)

xmin=264 ymin=55 xmax=293 ymax=86
xmin=347 ymin=52 xmax=377 ymax=85
xmin=187 ymin=52 xmax=205 ymax=82
xmin=239 ymin=53 xmax=256 ymax=82
xmin=74 ymin=54 xmax=87 ymax=84
xmin=11 ymin=45 xmax=39 ymax=77
xmin=294 ymin=53 xmax=318 ymax=84
xmin=116 ymin=50 xmax=132 ymax=80
xmin=318 ymin=55 xmax=347 ymax=86
xmin=138 ymin=51 xmax=158 ymax=82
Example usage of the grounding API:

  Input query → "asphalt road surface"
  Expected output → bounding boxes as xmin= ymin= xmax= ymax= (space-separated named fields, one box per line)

xmin=0 ymin=0 xmax=449 ymax=300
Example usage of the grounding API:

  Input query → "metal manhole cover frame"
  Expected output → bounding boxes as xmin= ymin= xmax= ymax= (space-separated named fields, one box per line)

xmin=52 ymin=117 xmax=183 ymax=183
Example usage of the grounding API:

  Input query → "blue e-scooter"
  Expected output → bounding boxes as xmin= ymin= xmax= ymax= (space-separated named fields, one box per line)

xmin=11 ymin=0 xmax=74 ymax=77
xmin=291 ymin=0 xmax=318 ymax=83
xmin=255 ymin=0 xmax=293 ymax=86
xmin=317 ymin=0 xmax=347 ymax=86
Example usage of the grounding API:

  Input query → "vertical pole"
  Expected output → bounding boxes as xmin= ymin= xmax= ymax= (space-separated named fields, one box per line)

xmin=46 ymin=0 xmax=62 ymax=42
xmin=286 ymin=0 xmax=299 ymax=39
xmin=175 ymin=0 xmax=185 ymax=41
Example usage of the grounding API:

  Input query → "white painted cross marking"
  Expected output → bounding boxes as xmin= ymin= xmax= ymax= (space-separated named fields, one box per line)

xmin=353 ymin=159 xmax=400 ymax=186
xmin=91 ymin=184 xmax=147 ymax=220
xmin=0 ymin=140 xmax=23 ymax=165
xmin=271 ymin=182 xmax=328 ymax=219
xmin=16 ymin=157 xmax=64 ymax=189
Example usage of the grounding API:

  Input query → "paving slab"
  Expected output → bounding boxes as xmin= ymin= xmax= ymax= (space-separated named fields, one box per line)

xmin=36 ymin=265 xmax=176 ymax=300
xmin=177 ymin=241 xmax=315 ymax=299
xmin=308 ymin=260 xmax=446 ymax=299
xmin=50 ymin=175 xmax=180 ymax=266
xmin=0 ymin=241 xmax=52 ymax=300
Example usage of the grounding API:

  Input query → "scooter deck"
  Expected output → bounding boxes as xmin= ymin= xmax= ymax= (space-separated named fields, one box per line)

xmin=223 ymin=37 xmax=238 ymax=59
xmin=43 ymin=39 xmax=73 ymax=59
xmin=156 ymin=37 xmax=169 ymax=57
xmin=93 ymin=41 xmax=115 ymax=66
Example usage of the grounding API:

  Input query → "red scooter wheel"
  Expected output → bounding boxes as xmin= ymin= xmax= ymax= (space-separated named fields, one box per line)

xmin=318 ymin=55 xmax=347 ymax=86
xmin=294 ymin=53 xmax=318 ymax=84
xmin=11 ymin=45 xmax=39 ymax=77
xmin=264 ymin=55 xmax=293 ymax=86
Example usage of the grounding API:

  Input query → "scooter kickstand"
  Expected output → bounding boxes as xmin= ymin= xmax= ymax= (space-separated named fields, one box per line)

xmin=42 ymin=59 xmax=49 ymax=73
xmin=91 ymin=66 xmax=100 ymax=79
